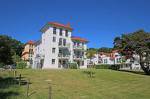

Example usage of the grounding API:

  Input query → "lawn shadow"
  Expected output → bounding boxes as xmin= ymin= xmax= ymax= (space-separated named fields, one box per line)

xmin=0 ymin=76 xmax=31 ymax=99
xmin=0 ymin=91 xmax=19 ymax=99
xmin=118 ymin=70 xmax=147 ymax=75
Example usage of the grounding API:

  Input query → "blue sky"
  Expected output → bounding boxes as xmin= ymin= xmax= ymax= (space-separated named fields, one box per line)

xmin=0 ymin=0 xmax=150 ymax=48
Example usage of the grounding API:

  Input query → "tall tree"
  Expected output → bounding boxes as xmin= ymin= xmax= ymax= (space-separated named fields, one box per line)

xmin=0 ymin=35 xmax=24 ymax=67
xmin=113 ymin=30 xmax=150 ymax=74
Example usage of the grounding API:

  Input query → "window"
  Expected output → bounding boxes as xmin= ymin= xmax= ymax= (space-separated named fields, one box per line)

xmin=63 ymin=39 xmax=66 ymax=46
xmin=65 ymin=30 xmax=68 ymax=37
xmin=104 ymin=59 xmax=107 ymax=64
xmin=59 ymin=28 xmax=63 ymax=36
xmin=52 ymin=48 xmax=56 ymax=53
xmin=53 ymin=27 xmax=56 ymax=34
xmin=52 ymin=59 xmax=55 ymax=64
xmin=82 ymin=61 xmax=84 ymax=66
xmin=53 ymin=37 xmax=56 ymax=42
xmin=59 ymin=38 xmax=62 ymax=45
xmin=77 ymin=43 xmax=80 ymax=46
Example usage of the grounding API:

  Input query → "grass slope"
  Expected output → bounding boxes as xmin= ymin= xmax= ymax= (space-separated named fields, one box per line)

xmin=1 ymin=69 xmax=150 ymax=99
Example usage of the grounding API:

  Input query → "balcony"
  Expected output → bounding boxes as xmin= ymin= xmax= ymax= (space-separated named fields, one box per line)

xmin=73 ymin=55 xmax=84 ymax=60
xmin=58 ymin=53 xmax=70 ymax=59
xmin=73 ymin=45 xmax=84 ymax=50
xmin=58 ymin=43 xmax=70 ymax=48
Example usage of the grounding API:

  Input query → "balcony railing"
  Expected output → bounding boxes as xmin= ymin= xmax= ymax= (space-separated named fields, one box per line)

xmin=73 ymin=45 xmax=84 ymax=50
xmin=58 ymin=54 xmax=70 ymax=58
xmin=73 ymin=55 xmax=84 ymax=60
xmin=58 ymin=43 xmax=70 ymax=48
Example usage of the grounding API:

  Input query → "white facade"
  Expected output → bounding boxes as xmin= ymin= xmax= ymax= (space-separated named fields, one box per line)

xmin=33 ymin=22 xmax=88 ymax=69
xmin=87 ymin=51 xmax=141 ymax=70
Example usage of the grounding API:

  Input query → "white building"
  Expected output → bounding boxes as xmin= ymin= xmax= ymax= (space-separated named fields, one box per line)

xmin=33 ymin=22 xmax=88 ymax=69
xmin=87 ymin=50 xmax=141 ymax=70
xmin=87 ymin=50 xmax=122 ymax=65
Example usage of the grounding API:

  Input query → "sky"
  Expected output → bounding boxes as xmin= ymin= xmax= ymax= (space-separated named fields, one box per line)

xmin=0 ymin=0 xmax=150 ymax=48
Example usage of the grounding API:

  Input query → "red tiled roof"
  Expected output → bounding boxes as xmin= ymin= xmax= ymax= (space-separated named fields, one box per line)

xmin=22 ymin=52 xmax=29 ymax=56
xmin=71 ymin=36 xmax=88 ymax=43
xmin=26 ymin=40 xmax=34 ymax=45
xmin=48 ymin=22 xmax=73 ymax=30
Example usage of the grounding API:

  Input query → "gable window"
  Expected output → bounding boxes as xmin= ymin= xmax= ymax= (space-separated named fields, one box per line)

xmin=65 ymin=30 xmax=68 ymax=37
xmin=53 ymin=27 xmax=56 ymax=34
xmin=52 ymin=48 xmax=56 ymax=53
xmin=52 ymin=59 xmax=55 ymax=64
xmin=59 ymin=28 xmax=63 ymax=36
xmin=53 ymin=37 xmax=56 ymax=42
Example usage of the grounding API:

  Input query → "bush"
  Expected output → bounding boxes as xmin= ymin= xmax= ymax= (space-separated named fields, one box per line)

xmin=95 ymin=64 xmax=111 ymax=69
xmin=16 ymin=61 xmax=27 ymax=69
xmin=68 ymin=63 xmax=78 ymax=69
xmin=0 ymin=63 xmax=5 ymax=68
xmin=110 ymin=64 xmax=121 ymax=70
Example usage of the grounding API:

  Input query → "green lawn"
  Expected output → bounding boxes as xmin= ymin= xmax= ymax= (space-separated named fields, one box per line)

xmin=0 ymin=69 xmax=150 ymax=99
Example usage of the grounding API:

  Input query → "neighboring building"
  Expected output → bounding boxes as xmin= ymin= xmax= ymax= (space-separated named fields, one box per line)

xmin=32 ymin=22 xmax=88 ymax=69
xmin=87 ymin=50 xmax=122 ymax=65
xmin=87 ymin=50 xmax=141 ymax=70
xmin=22 ymin=40 xmax=34 ymax=66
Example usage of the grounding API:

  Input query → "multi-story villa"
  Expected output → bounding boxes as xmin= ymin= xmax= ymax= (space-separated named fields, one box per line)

xmin=22 ymin=40 xmax=34 ymax=65
xmin=32 ymin=22 xmax=88 ymax=69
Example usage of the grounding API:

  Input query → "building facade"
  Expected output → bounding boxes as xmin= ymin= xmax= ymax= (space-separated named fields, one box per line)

xmin=87 ymin=50 xmax=141 ymax=70
xmin=22 ymin=41 xmax=34 ymax=66
xmin=32 ymin=22 xmax=88 ymax=69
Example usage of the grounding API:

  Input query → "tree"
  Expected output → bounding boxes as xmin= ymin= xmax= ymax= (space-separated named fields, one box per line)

xmin=0 ymin=35 xmax=24 ymax=67
xmin=113 ymin=29 xmax=150 ymax=74
xmin=98 ymin=47 xmax=113 ymax=53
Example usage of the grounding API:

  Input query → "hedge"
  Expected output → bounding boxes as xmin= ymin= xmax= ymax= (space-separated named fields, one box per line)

xmin=95 ymin=64 xmax=111 ymax=69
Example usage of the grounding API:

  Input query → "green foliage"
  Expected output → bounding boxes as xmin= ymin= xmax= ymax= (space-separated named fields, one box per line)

xmin=0 ymin=35 xmax=24 ymax=66
xmin=68 ymin=63 xmax=78 ymax=69
xmin=0 ymin=63 xmax=5 ymax=68
xmin=113 ymin=30 xmax=150 ymax=74
xmin=16 ymin=61 xmax=27 ymax=69
xmin=86 ymin=49 xmax=97 ymax=59
xmin=95 ymin=64 xmax=111 ymax=69
xmin=110 ymin=65 xmax=121 ymax=70
xmin=98 ymin=47 xmax=113 ymax=53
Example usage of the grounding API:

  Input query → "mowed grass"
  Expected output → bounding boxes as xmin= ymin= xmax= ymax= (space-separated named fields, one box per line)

xmin=1 ymin=69 xmax=150 ymax=99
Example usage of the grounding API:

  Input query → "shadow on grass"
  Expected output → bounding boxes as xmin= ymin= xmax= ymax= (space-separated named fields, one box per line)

xmin=0 ymin=91 xmax=19 ymax=99
xmin=118 ymin=70 xmax=146 ymax=75
xmin=0 ymin=76 xmax=30 ymax=99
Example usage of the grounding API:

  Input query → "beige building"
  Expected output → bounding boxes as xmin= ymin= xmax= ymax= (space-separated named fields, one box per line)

xmin=22 ymin=41 xmax=34 ymax=65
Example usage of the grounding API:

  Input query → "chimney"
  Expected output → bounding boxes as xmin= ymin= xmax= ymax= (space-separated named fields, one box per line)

xmin=66 ymin=22 xmax=71 ymax=27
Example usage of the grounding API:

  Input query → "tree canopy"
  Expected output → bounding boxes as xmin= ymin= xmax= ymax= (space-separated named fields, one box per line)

xmin=0 ymin=35 xmax=24 ymax=67
xmin=113 ymin=29 xmax=150 ymax=74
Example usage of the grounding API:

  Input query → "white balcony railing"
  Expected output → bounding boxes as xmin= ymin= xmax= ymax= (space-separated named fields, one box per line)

xmin=58 ymin=54 xmax=70 ymax=58
xmin=73 ymin=45 xmax=84 ymax=50
xmin=58 ymin=43 xmax=70 ymax=48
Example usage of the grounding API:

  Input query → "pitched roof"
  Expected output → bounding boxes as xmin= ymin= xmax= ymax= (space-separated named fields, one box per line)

xmin=71 ymin=36 xmax=88 ymax=43
xmin=26 ymin=40 xmax=34 ymax=45
xmin=41 ymin=22 xmax=73 ymax=32
xmin=48 ymin=22 xmax=73 ymax=30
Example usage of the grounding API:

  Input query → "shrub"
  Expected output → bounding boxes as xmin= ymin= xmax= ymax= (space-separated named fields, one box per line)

xmin=110 ymin=64 xmax=121 ymax=70
xmin=0 ymin=63 xmax=5 ymax=68
xmin=95 ymin=64 xmax=111 ymax=69
xmin=68 ymin=63 xmax=78 ymax=69
xmin=16 ymin=61 xmax=27 ymax=69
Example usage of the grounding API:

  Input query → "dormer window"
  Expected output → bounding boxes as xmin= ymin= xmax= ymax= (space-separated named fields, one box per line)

xmin=53 ymin=27 xmax=56 ymax=34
